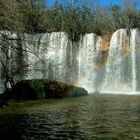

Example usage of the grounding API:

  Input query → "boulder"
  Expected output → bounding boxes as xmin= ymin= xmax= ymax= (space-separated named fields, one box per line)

xmin=12 ymin=79 xmax=88 ymax=100
xmin=0 ymin=93 xmax=9 ymax=107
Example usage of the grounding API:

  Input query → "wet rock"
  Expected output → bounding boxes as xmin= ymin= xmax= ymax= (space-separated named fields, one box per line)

xmin=0 ymin=94 xmax=9 ymax=107
xmin=12 ymin=79 xmax=88 ymax=100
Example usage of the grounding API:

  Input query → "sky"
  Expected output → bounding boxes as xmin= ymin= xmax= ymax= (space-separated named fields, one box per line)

xmin=47 ymin=0 xmax=140 ymax=10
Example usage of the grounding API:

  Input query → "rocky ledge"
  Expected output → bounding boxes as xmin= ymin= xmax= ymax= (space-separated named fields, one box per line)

xmin=3 ymin=79 xmax=88 ymax=100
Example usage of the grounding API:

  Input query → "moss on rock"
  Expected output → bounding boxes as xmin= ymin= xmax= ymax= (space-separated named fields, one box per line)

xmin=12 ymin=79 xmax=88 ymax=100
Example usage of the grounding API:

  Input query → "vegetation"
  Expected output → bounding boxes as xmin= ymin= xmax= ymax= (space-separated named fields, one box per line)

xmin=10 ymin=79 xmax=87 ymax=100
xmin=0 ymin=0 xmax=140 ymax=41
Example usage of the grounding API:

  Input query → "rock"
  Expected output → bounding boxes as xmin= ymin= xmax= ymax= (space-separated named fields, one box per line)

xmin=2 ymin=88 xmax=14 ymax=99
xmin=0 ymin=96 xmax=9 ymax=108
xmin=12 ymin=79 xmax=88 ymax=100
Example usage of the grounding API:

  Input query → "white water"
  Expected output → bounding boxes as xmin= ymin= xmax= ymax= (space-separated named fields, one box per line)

xmin=77 ymin=34 xmax=102 ymax=92
xmin=130 ymin=29 xmax=140 ymax=92
xmin=102 ymin=29 xmax=132 ymax=93
xmin=131 ymin=30 xmax=137 ymax=91
xmin=0 ymin=29 xmax=140 ymax=94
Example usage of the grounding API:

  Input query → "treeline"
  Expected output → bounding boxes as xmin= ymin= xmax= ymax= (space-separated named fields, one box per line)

xmin=0 ymin=0 xmax=140 ymax=41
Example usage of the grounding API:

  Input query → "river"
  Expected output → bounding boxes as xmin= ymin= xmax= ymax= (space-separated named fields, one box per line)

xmin=0 ymin=94 xmax=140 ymax=140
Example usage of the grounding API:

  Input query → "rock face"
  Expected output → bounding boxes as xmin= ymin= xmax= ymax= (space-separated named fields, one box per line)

xmin=11 ymin=79 xmax=88 ymax=100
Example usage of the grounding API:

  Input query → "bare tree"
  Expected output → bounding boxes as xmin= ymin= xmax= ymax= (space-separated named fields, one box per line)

xmin=0 ymin=0 xmax=23 ymax=31
xmin=0 ymin=0 xmax=47 ymax=92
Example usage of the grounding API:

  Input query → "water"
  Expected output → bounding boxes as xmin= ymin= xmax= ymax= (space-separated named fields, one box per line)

xmin=1 ymin=94 xmax=140 ymax=140
xmin=131 ymin=29 xmax=140 ymax=91
xmin=0 ymin=29 xmax=140 ymax=93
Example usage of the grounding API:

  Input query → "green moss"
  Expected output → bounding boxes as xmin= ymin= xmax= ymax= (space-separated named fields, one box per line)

xmin=29 ymin=80 xmax=45 ymax=99
xmin=12 ymin=79 xmax=87 ymax=100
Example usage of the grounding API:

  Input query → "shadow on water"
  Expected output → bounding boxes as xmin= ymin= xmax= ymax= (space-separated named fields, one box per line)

xmin=1 ymin=94 xmax=140 ymax=140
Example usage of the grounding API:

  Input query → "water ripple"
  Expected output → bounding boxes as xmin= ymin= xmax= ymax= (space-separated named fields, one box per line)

xmin=0 ymin=94 xmax=140 ymax=140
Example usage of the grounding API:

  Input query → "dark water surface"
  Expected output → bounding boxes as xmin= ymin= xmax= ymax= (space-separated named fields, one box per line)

xmin=0 ymin=94 xmax=140 ymax=140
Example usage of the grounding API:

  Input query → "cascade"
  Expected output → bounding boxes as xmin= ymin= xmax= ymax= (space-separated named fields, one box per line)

xmin=0 ymin=29 xmax=140 ymax=94
xmin=131 ymin=30 xmax=137 ymax=91
xmin=102 ymin=29 xmax=132 ymax=93
xmin=77 ymin=33 xmax=102 ymax=92
xmin=131 ymin=29 xmax=140 ymax=92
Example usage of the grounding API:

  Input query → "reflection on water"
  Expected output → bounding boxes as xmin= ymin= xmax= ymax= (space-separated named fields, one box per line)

xmin=1 ymin=94 xmax=140 ymax=140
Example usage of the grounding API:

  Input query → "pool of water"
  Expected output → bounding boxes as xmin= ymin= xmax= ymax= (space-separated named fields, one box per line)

xmin=0 ymin=94 xmax=140 ymax=140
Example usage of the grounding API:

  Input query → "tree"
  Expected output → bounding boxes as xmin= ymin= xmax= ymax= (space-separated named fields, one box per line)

xmin=0 ymin=0 xmax=24 ymax=90
xmin=17 ymin=0 xmax=47 ymax=33
xmin=0 ymin=32 xmax=27 ymax=90
xmin=0 ymin=0 xmax=46 ymax=91
xmin=122 ymin=0 xmax=138 ymax=28
xmin=0 ymin=0 xmax=23 ymax=31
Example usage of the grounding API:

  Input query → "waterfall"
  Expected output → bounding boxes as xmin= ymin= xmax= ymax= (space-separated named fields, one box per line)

xmin=77 ymin=33 xmax=102 ymax=92
xmin=131 ymin=30 xmax=137 ymax=91
xmin=102 ymin=29 xmax=132 ymax=93
xmin=130 ymin=29 xmax=140 ymax=92
xmin=0 ymin=31 xmax=19 ymax=92
xmin=102 ymin=29 xmax=140 ymax=94
xmin=0 ymin=29 xmax=140 ymax=94
xmin=0 ymin=32 xmax=4 ymax=93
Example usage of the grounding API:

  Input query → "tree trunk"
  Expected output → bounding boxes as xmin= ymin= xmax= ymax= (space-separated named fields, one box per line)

xmin=4 ymin=76 xmax=15 ymax=90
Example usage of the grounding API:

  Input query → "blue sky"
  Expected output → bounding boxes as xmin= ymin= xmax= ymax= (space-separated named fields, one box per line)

xmin=47 ymin=0 xmax=140 ymax=10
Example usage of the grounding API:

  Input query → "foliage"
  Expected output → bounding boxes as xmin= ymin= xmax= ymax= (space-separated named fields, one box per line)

xmin=0 ymin=0 xmax=23 ymax=31
xmin=17 ymin=0 xmax=47 ymax=33
xmin=0 ymin=0 xmax=140 ymax=40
